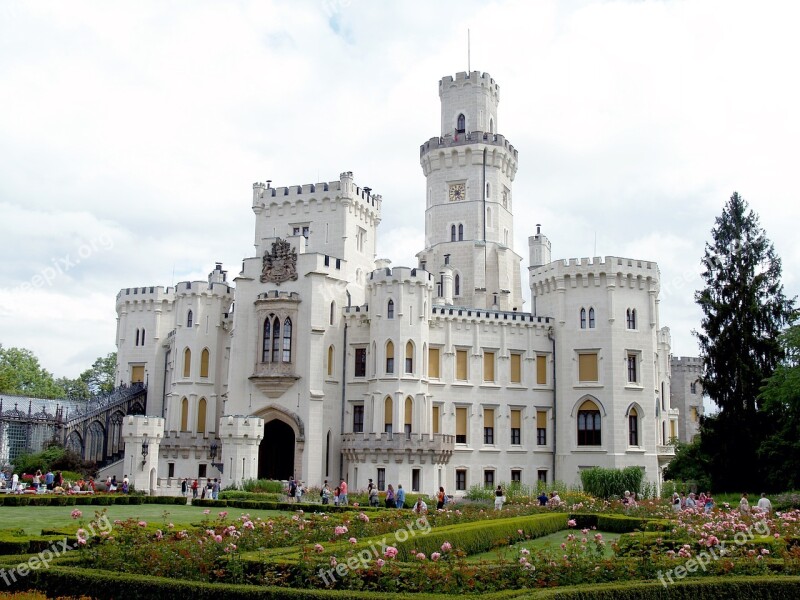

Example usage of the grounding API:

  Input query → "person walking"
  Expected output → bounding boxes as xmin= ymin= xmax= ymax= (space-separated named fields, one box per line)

xmin=494 ymin=485 xmax=505 ymax=510
xmin=739 ymin=493 xmax=751 ymax=515
xmin=385 ymin=484 xmax=396 ymax=508
xmin=339 ymin=478 xmax=348 ymax=506
xmin=436 ymin=486 xmax=446 ymax=510
xmin=181 ymin=478 xmax=188 ymax=496
xmin=191 ymin=479 xmax=198 ymax=499
xmin=212 ymin=479 xmax=220 ymax=500
xmin=395 ymin=484 xmax=406 ymax=509
xmin=757 ymin=493 xmax=773 ymax=514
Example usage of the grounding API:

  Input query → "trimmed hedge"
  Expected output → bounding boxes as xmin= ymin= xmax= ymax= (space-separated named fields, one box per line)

xmin=0 ymin=494 xmax=190 ymax=507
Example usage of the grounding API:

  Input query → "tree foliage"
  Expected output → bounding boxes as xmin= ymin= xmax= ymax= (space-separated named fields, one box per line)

xmin=78 ymin=352 xmax=116 ymax=395
xmin=663 ymin=437 xmax=712 ymax=492
xmin=0 ymin=344 xmax=66 ymax=399
xmin=693 ymin=192 xmax=795 ymax=491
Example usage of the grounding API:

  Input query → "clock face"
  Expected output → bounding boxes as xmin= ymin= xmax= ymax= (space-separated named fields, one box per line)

xmin=449 ymin=183 xmax=466 ymax=201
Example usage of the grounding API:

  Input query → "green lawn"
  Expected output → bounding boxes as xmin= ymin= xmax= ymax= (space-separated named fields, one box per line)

xmin=0 ymin=503 xmax=285 ymax=535
xmin=465 ymin=529 xmax=622 ymax=562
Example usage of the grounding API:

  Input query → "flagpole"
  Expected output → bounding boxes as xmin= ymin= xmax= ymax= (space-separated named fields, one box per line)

xmin=468 ymin=29 xmax=471 ymax=72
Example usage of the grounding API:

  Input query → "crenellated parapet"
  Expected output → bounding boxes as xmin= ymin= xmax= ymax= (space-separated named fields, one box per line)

xmin=420 ymin=131 xmax=518 ymax=161
xmin=530 ymin=256 xmax=660 ymax=297
xmin=367 ymin=266 xmax=435 ymax=289
xmin=439 ymin=70 xmax=500 ymax=96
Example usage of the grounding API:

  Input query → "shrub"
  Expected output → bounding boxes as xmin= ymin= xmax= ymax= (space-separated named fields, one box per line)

xmin=237 ymin=479 xmax=285 ymax=493
xmin=580 ymin=466 xmax=644 ymax=499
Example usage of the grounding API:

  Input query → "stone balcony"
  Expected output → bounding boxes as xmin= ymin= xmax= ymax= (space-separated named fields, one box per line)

xmin=341 ymin=432 xmax=455 ymax=465
xmin=657 ymin=444 xmax=676 ymax=466
xmin=249 ymin=362 xmax=299 ymax=398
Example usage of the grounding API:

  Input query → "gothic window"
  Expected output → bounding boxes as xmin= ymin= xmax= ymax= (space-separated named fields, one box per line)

xmin=183 ymin=348 xmax=191 ymax=378
xmin=456 ymin=113 xmax=465 ymax=133
xmin=200 ymin=348 xmax=210 ymax=378
xmin=628 ymin=407 xmax=639 ymax=446
xmin=404 ymin=396 xmax=413 ymax=437
xmin=454 ymin=273 xmax=461 ymax=296
xmin=262 ymin=319 xmax=271 ymax=362
xmin=387 ymin=299 xmax=394 ymax=319
xmin=589 ymin=307 xmax=596 ymax=328
xmin=580 ymin=308 xmax=587 ymax=329
xmin=451 ymin=225 xmax=456 ymax=241
xmin=405 ymin=341 xmax=414 ymax=374
xmin=330 ymin=301 xmax=335 ymax=325
xmin=86 ymin=421 xmax=105 ymax=463
xmin=271 ymin=317 xmax=281 ymax=362
xmin=458 ymin=224 xmax=464 ymax=240
xmin=180 ymin=397 xmax=189 ymax=431
xmin=386 ymin=340 xmax=395 ymax=374
xmin=327 ymin=345 xmax=334 ymax=377
xmin=626 ymin=308 xmax=637 ymax=329
xmin=577 ymin=400 xmax=601 ymax=446
xmin=282 ymin=318 xmax=292 ymax=362
xmin=197 ymin=398 xmax=207 ymax=434
xmin=187 ymin=310 xmax=193 ymax=328
xmin=384 ymin=396 xmax=393 ymax=434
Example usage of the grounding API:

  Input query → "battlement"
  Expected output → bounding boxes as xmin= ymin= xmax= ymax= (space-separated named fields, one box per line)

xmin=420 ymin=131 xmax=518 ymax=159
xmin=368 ymin=266 xmax=435 ymax=287
xmin=256 ymin=290 xmax=301 ymax=302
xmin=439 ymin=71 xmax=499 ymax=94
xmin=531 ymin=255 xmax=659 ymax=280
xmin=430 ymin=305 xmax=549 ymax=326
xmin=671 ymin=356 xmax=703 ymax=370
xmin=252 ymin=171 xmax=381 ymax=210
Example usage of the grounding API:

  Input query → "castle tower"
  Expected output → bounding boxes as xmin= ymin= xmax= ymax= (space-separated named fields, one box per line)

xmin=670 ymin=356 xmax=704 ymax=443
xmin=417 ymin=71 xmax=523 ymax=311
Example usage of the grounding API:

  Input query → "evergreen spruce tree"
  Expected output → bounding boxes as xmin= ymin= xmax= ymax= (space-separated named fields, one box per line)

xmin=694 ymin=192 xmax=794 ymax=491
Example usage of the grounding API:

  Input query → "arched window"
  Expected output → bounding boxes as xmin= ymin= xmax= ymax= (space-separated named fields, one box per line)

xmin=580 ymin=308 xmax=587 ymax=329
xmin=200 ymin=348 xmax=210 ymax=378
xmin=183 ymin=348 xmax=191 ymax=378
xmin=589 ymin=307 xmax=596 ymax=328
xmin=197 ymin=398 xmax=207 ymax=434
xmin=486 ymin=182 xmax=491 ymax=198
xmin=577 ymin=399 xmax=601 ymax=446
xmin=456 ymin=113 xmax=465 ymax=133
xmin=486 ymin=207 xmax=492 ymax=228
xmin=271 ymin=316 xmax=281 ymax=362
xmin=330 ymin=301 xmax=335 ymax=326
xmin=405 ymin=396 xmax=413 ymax=437
xmin=451 ymin=224 xmax=457 ymax=241
xmin=180 ymin=397 xmax=189 ymax=431
xmin=141 ymin=328 xmax=145 ymax=344
xmin=627 ymin=308 xmax=637 ymax=329
xmin=489 ymin=117 xmax=494 ymax=133
xmin=135 ymin=329 xmax=140 ymax=346
xmin=282 ymin=317 xmax=292 ymax=362
xmin=405 ymin=341 xmax=414 ymax=374
xmin=87 ymin=421 xmax=105 ymax=463
xmin=187 ymin=310 xmax=193 ymax=328
xmin=387 ymin=299 xmax=394 ymax=319
xmin=384 ymin=396 xmax=393 ymax=434
xmin=327 ymin=345 xmax=334 ymax=377
xmin=628 ymin=407 xmax=639 ymax=446
xmin=262 ymin=318 xmax=271 ymax=362
xmin=386 ymin=341 xmax=395 ymax=374
xmin=458 ymin=224 xmax=464 ymax=240
xmin=454 ymin=273 xmax=461 ymax=296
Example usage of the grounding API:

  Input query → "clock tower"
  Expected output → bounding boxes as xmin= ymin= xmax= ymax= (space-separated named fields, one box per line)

xmin=417 ymin=71 xmax=523 ymax=311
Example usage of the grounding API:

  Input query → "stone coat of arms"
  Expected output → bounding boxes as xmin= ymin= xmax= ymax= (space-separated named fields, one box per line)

xmin=260 ymin=238 xmax=298 ymax=284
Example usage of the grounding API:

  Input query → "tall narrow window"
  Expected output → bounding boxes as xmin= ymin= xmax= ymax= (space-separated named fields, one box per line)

xmin=627 ymin=353 xmax=638 ymax=383
xmin=352 ymin=405 xmax=364 ymax=433
xmin=483 ymin=408 xmax=494 ymax=444
xmin=456 ymin=113 xmax=465 ymax=133
xmin=456 ymin=407 xmax=467 ymax=444
xmin=428 ymin=347 xmax=440 ymax=379
xmin=262 ymin=318 xmax=271 ymax=362
xmin=135 ymin=329 xmax=140 ymax=346
xmin=377 ymin=468 xmax=386 ymax=491
xmin=386 ymin=341 xmax=395 ymax=374
xmin=384 ymin=396 xmax=393 ymax=434
xmin=432 ymin=405 xmax=440 ymax=434
xmin=327 ymin=345 xmax=334 ymax=377
xmin=537 ymin=354 xmax=547 ymax=385
xmin=483 ymin=351 xmax=495 ymax=382
xmin=330 ymin=301 xmax=335 ymax=325
xmin=183 ymin=348 xmax=191 ymax=378
xmin=354 ymin=348 xmax=367 ymax=377
xmin=484 ymin=470 xmax=495 ymax=488
xmin=511 ymin=409 xmax=521 ymax=445
xmin=577 ymin=400 xmax=601 ymax=446
xmin=451 ymin=225 xmax=457 ymax=241
xmin=627 ymin=308 xmax=637 ymax=329
xmin=537 ymin=410 xmax=547 ymax=445
xmin=486 ymin=182 xmax=491 ymax=198
xmin=141 ymin=329 xmax=145 ymax=344
xmin=628 ymin=407 xmax=639 ymax=446
xmin=589 ymin=307 xmax=595 ymax=328
xmin=458 ymin=224 xmax=464 ymax=240
xmin=405 ymin=341 xmax=414 ymax=374
xmin=271 ymin=317 xmax=281 ymax=362
xmin=200 ymin=348 xmax=210 ymax=378
xmin=282 ymin=318 xmax=292 ymax=362
xmin=387 ymin=299 xmax=394 ymax=319
xmin=180 ymin=397 xmax=189 ymax=432
xmin=690 ymin=382 xmax=697 ymax=394
xmin=456 ymin=349 xmax=468 ymax=380
xmin=325 ymin=431 xmax=331 ymax=476
xmin=454 ymin=273 xmax=461 ymax=296
xmin=404 ymin=396 xmax=413 ymax=437
xmin=510 ymin=353 xmax=522 ymax=384
xmin=456 ymin=469 xmax=467 ymax=490
xmin=187 ymin=310 xmax=193 ymax=328
xmin=580 ymin=308 xmax=587 ymax=329
xmin=197 ymin=398 xmax=207 ymax=434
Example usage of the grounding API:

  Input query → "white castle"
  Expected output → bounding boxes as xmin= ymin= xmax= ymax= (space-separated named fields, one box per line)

xmin=114 ymin=70 xmax=682 ymax=495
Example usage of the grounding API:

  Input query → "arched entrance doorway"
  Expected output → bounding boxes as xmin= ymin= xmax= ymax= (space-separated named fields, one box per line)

xmin=258 ymin=419 xmax=295 ymax=480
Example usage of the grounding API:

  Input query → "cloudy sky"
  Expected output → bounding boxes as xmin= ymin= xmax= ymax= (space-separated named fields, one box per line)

xmin=1 ymin=0 xmax=798 ymax=380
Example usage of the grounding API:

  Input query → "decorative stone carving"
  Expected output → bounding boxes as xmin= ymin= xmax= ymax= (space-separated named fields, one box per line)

xmin=260 ymin=238 xmax=298 ymax=284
